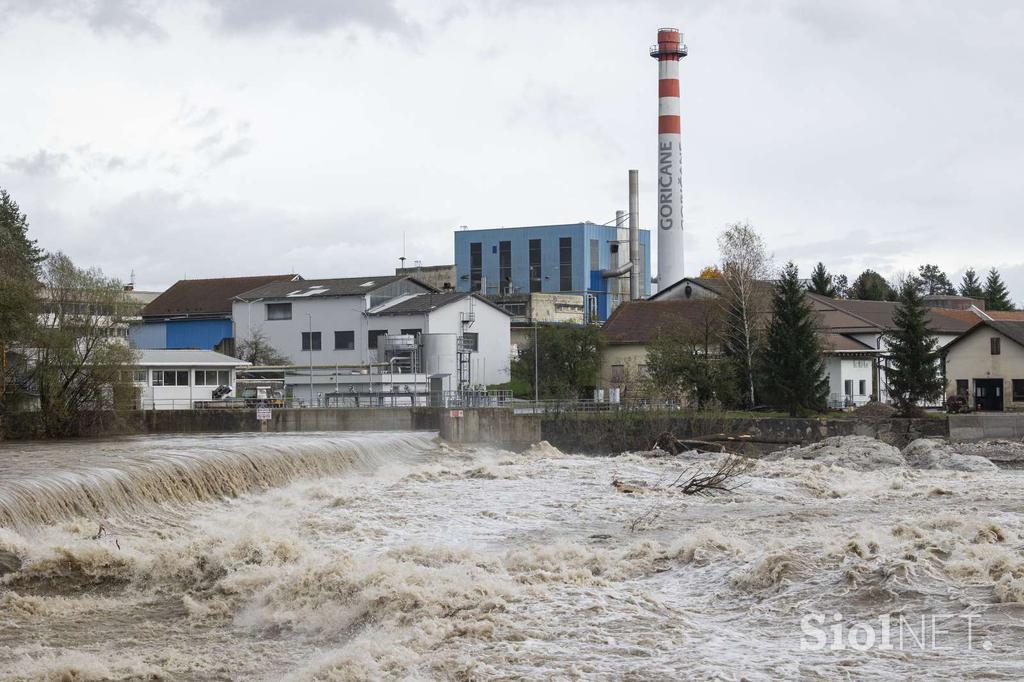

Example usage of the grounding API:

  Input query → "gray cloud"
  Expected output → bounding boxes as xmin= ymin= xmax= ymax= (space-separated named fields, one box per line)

xmin=0 ymin=0 xmax=165 ymax=38
xmin=6 ymin=149 xmax=69 ymax=176
xmin=204 ymin=0 xmax=415 ymax=36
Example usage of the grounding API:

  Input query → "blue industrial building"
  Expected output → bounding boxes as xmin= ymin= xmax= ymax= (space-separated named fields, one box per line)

xmin=454 ymin=223 xmax=651 ymax=321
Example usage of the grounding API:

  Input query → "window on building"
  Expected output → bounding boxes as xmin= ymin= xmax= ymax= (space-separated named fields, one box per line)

xmin=1013 ymin=380 xmax=1024 ymax=402
xmin=334 ymin=330 xmax=354 ymax=350
xmin=469 ymin=242 xmax=482 ymax=292
xmin=529 ymin=239 xmax=542 ymax=293
xmin=266 ymin=302 xmax=292 ymax=320
xmin=589 ymin=239 xmax=599 ymax=269
xmin=991 ymin=338 xmax=1001 ymax=355
xmin=956 ymin=379 xmax=970 ymax=396
xmin=611 ymin=364 xmax=625 ymax=383
xmin=844 ymin=379 xmax=854 ymax=396
xmin=301 ymin=331 xmax=321 ymax=351
xmin=120 ymin=369 xmax=148 ymax=383
xmin=368 ymin=329 xmax=388 ymax=350
xmin=194 ymin=370 xmax=230 ymax=386
xmin=499 ymin=241 xmax=512 ymax=294
xmin=152 ymin=370 xmax=188 ymax=386
xmin=858 ymin=380 xmax=867 ymax=396
xmin=559 ymin=237 xmax=572 ymax=292
xmin=461 ymin=332 xmax=479 ymax=352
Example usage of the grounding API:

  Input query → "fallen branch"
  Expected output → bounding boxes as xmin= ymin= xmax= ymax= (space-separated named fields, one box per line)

xmin=665 ymin=455 xmax=754 ymax=496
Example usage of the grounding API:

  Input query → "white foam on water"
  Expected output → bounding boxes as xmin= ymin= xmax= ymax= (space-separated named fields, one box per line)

xmin=2 ymin=433 xmax=1024 ymax=679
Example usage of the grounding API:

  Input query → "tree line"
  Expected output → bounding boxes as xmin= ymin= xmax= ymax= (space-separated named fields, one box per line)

xmin=1 ymin=188 xmax=140 ymax=437
xmin=646 ymin=222 xmax=945 ymax=416
xmin=805 ymin=262 xmax=1017 ymax=311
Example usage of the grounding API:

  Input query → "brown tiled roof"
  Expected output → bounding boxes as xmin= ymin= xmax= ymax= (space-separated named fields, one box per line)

xmin=601 ymin=300 xmax=715 ymax=344
xmin=806 ymin=294 xmax=975 ymax=334
xmin=931 ymin=308 xmax=983 ymax=324
xmin=142 ymin=274 xmax=299 ymax=318
xmin=819 ymin=333 xmax=875 ymax=352
xmin=988 ymin=311 xmax=1024 ymax=321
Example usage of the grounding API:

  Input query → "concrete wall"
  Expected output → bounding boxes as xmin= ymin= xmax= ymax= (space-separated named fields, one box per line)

xmin=944 ymin=327 xmax=1024 ymax=411
xmin=949 ymin=413 xmax=1024 ymax=440
xmin=539 ymin=412 xmax=948 ymax=454
xmin=2 ymin=408 xmax=441 ymax=440
xmin=439 ymin=408 xmax=541 ymax=449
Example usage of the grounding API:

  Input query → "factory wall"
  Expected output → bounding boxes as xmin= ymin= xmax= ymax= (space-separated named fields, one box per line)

xmin=454 ymin=224 xmax=651 ymax=317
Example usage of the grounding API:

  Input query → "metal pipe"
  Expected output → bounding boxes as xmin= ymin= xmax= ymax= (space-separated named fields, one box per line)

xmin=628 ymin=169 xmax=640 ymax=300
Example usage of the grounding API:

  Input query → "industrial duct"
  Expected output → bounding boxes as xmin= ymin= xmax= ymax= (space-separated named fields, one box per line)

xmin=600 ymin=170 xmax=642 ymax=302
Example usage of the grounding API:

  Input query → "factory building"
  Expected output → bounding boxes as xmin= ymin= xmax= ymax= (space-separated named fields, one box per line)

xmin=132 ymin=274 xmax=300 ymax=353
xmin=231 ymin=276 xmax=511 ymax=404
xmin=453 ymin=223 xmax=651 ymax=322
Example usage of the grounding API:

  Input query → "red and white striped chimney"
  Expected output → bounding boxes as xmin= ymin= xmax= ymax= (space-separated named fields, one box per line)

xmin=650 ymin=28 xmax=687 ymax=288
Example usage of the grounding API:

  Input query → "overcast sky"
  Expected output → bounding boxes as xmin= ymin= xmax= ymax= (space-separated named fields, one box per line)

xmin=2 ymin=0 xmax=1022 ymax=302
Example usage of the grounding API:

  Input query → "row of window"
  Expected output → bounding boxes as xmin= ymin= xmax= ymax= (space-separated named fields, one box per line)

xmin=470 ymin=238 xmax=575 ymax=294
xmin=844 ymin=379 xmax=868 ymax=397
xmin=120 ymin=370 xmax=232 ymax=386
xmin=296 ymin=329 xmax=483 ymax=351
xmin=956 ymin=379 xmax=1024 ymax=402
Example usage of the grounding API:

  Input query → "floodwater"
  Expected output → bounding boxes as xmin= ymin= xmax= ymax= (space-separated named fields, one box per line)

xmin=2 ymin=431 xmax=1024 ymax=680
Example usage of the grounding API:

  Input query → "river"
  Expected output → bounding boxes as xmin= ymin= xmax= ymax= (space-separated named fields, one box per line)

xmin=1 ymin=432 xmax=1023 ymax=680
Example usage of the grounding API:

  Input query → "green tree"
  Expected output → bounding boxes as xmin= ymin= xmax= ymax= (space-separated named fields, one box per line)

xmin=31 ymin=253 xmax=140 ymax=436
xmin=917 ymin=264 xmax=955 ymax=296
xmin=958 ymin=268 xmax=984 ymax=299
xmin=760 ymin=262 xmax=828 ymax=416
xmin=718 ymin=222 xmax=772 ymax=408
xmin=883 ymin=280 xmax=944 ymax=416
xmin=849 ymin=269 xmax=893 ymax=301
xmin=984 ymin=268 xmax=1015 ymax=311
xmin=833 ymin=273 xmax=849 ymax=299
xmin=808 ymin=262 xmax=837 ymax=298
xmin=645 ymin=304 xmax=735 ymax=408
xmin=513 ymin=324 xmax=605 ymax=399
xmin=1 ymin=189 xmax=46 ymax=414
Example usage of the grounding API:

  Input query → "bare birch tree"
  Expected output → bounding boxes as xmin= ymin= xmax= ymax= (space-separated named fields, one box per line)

xmin=717 ymin=222 xmax=773 ymax=408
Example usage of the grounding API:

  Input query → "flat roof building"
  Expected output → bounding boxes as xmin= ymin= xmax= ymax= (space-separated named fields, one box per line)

xmin=454 ymin=223 xmax=651 ymax=322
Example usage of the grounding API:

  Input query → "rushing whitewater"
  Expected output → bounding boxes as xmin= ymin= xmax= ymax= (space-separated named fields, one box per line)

xmin=2 ymin=432 xmax=1024 ymax=680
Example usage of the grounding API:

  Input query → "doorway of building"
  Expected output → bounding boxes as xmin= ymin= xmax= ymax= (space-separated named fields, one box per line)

xmin=974 ymin=378 xmax=1004 ymax=411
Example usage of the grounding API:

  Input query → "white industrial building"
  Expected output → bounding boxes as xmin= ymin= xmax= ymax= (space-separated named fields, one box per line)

xmin=232 ymin=276 xmax=511 ymax=405
xmin=134 ymin=349 xmax=250 ymax=410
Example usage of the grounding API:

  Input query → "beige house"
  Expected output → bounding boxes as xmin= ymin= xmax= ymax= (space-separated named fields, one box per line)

xmin=599 ymin=299 xmax=716 ymax=392
xmin=942 ymin=320 xmax=1024 ymax=411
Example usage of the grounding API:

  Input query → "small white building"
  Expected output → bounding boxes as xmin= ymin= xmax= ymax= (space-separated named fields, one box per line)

xmin=232 ymin=277 xmax=511 ymax=404
xmin=134 ymin=349 xmax=250 ymax=410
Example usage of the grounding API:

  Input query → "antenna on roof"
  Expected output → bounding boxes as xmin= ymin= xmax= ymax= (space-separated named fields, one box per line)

xmin=399 ymin=231 xmax=407 ymax=270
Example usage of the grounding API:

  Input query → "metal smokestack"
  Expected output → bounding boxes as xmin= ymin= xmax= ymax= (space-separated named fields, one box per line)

xmin=650 ymin=27 xmax=687 ymax=289
xmin=628 ymin=170 xmax=640 ymax=300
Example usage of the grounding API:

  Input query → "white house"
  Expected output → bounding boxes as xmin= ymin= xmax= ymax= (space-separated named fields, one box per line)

xmin=134 ymin=349 xmax=250 ymax=409
xmin=232 ymin=276 xmax=511 ymax=404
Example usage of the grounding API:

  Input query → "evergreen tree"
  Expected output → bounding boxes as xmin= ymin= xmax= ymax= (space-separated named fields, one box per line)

xmin=917 ymin=264 xmax=955 ymax=295
xmin=1 ymin=189 xmax=46 ymax=414
xmin=958 ymin=268 xmax=984 ymax=299
xmin=884 ymin=280 xmax=944 ymax=416
xmin=849 ymin=269 xmax=893 ymax=301
xmin=833 ymin=273 xmax=849 ymax=298
xmin=808 ymin=262 xmax=837 ymax=298
xmin=760 ymin=262 xmax=828 ymax=417
xmin=984 ymin=268 xmax=1015 ymax=311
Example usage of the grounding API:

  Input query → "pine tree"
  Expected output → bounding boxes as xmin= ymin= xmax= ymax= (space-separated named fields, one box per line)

xmin=833 ymin=274 xmax=849 ymax=298
xmin=808 ymin=262 xmax=837 ymax=298
xmin=958 ymin=268 xmax=984 ymax=299
xmin=984 ymin=268 xmax=1015 ymax=311
xmin=760 ymin=262 xmax=829 ymax=417
xmin=917 ymin=264 xmax=955 ymax=296
xmin=884 ymin=280 xmax=944 ymax=416
xmin=849 ymin=269 xmax=893 ymax=301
